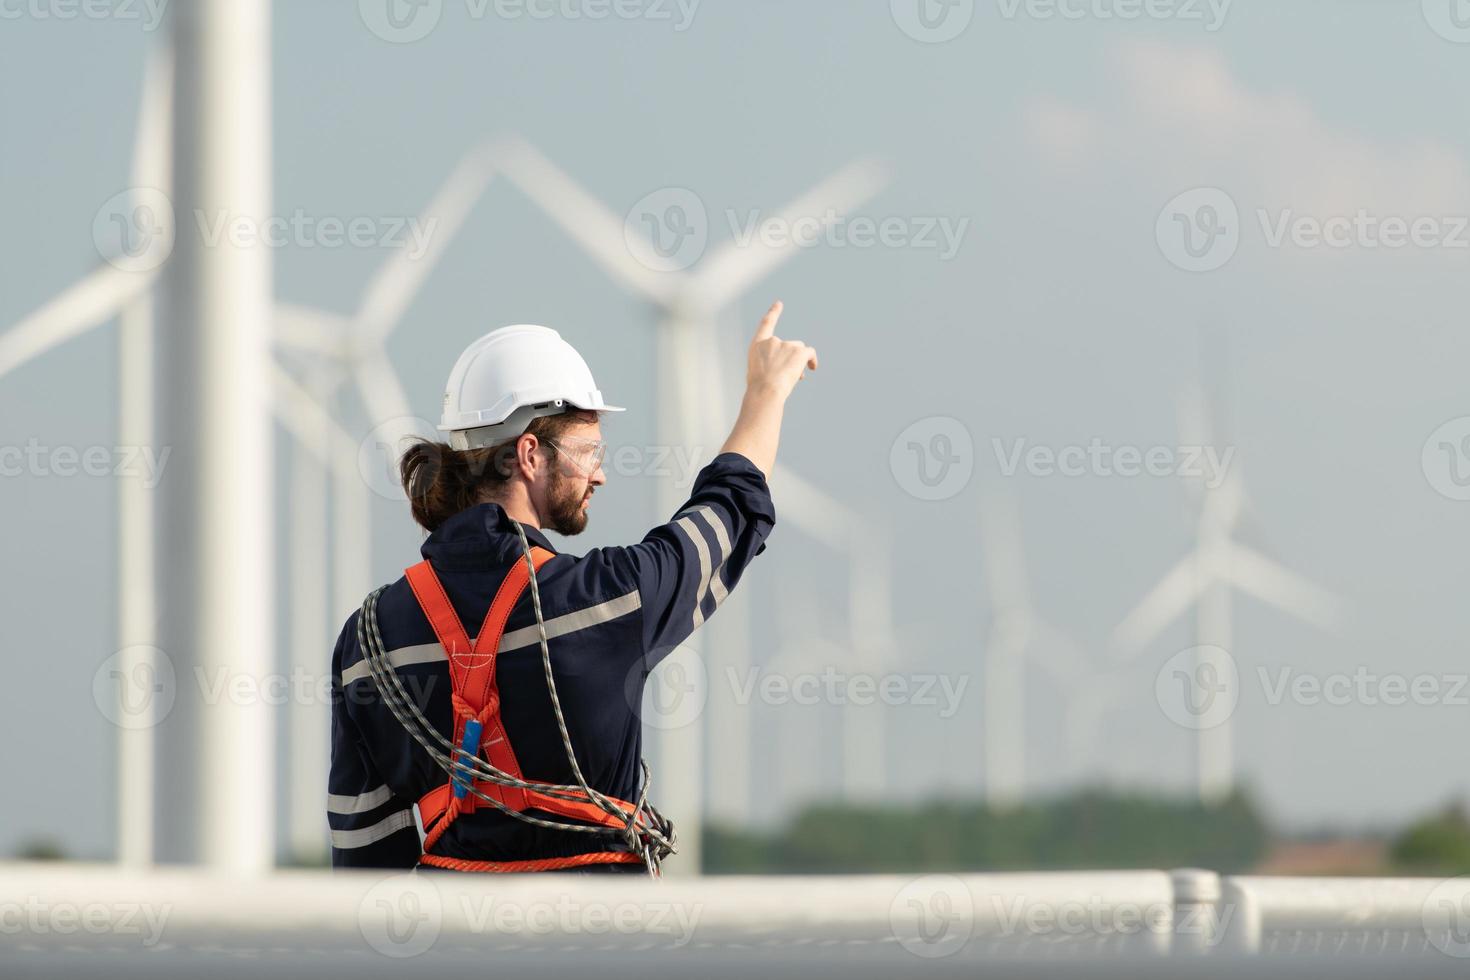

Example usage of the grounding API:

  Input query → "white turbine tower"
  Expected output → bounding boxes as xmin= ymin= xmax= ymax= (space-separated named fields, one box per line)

xmin=979 ymin=487 xmax=1118 ymax=809
xmin=150 ymin=0 xmax=276 ymax=870
xmin=490 ymin=138 xmax=891 ymax=870
xmin=1110 ymin=383 xmax=1340 ymax=804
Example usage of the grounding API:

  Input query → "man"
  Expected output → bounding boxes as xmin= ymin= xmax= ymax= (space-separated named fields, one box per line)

xmin=328 ymin=301 xmax=816 ymax=873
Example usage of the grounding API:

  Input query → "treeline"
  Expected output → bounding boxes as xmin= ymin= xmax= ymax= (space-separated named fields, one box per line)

xmin=703 ymin=788 xmax=1271 ymax=874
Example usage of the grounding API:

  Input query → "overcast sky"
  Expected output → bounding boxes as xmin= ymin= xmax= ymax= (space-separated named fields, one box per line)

xmin=4 ymin=0 xmax=1470 ymax=859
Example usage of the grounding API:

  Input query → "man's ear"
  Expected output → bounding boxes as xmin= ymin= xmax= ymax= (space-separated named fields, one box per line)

xmin=515 ymin=432 xmax=542 ymax=482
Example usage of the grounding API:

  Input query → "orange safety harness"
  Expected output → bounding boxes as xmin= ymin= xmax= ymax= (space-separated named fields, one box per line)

xmin=402 ymin=549 xmax=653 ymax=873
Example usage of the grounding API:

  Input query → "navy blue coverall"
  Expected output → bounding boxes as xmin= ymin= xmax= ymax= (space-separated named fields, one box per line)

xmin=327 ymin=452 xmax=775 ymax=869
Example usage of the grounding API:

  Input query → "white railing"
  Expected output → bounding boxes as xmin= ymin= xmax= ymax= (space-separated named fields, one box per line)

xmin=2 ymin=862 xmax=1467 ymax=974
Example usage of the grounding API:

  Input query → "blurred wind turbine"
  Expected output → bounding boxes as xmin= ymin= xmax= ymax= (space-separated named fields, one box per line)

xmin=271 ymin=148 xmax=501 ymax=857
xmin=1110 ymin=380 xmax=1340 ymax=804
xmin=491 ymin=137 xmax=891 ymax=868
xmin=979 ymin=487 xmax=1114 ymax=809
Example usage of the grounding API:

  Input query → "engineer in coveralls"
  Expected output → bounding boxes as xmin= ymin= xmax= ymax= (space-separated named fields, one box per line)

xmin=327 ymin=302 xmax=817 ymax=873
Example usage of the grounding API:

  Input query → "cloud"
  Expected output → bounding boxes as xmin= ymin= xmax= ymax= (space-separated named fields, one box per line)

xmin=1026 ymin=38 xmax=1470 ymax=219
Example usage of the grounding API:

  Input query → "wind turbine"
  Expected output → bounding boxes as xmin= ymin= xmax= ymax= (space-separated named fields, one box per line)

xmin=978 ymin=486 xmax=1117 ymax=809
xmin=491 ymin=138 xmax=891 ymax=869
xmin=1109 ymin=381 xmax=1340 ymax=804
xmin=0 ymin=41 xmax=171 ymax=866
xmin=270 ymin=148 xmax=501 ymax=858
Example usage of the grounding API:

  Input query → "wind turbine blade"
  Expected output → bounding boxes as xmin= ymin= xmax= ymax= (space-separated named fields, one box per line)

xmin=1218 ymin=543 xmax=1341 ymax=631
xmin=355 ymin=150 xmax=497 ymax=346
xmin=132 ymin=41 xmax=174 ymax=189
xmin=693 ymin=158 xmax=890 ymax=310
xmin=275 ymin=303 xmax=351 ymax=357
xmin=767 ymin=463 xmax=857 ymax=552
xmin=1110 ymin=555 xmax=1209 ymax=657
xmin=354 ymin=348 xmax=415 ymax=429
xmin=271 ymin=363 xmax=355 ymax=463
xmin=0 ymin=266 xmax=152 ymax=379
xmin=490 ymin=136 xmax=679 ymax=305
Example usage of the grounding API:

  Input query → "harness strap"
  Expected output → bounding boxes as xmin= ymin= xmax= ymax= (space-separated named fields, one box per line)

xmin=403 ymin=551 xmax=651 ymax=872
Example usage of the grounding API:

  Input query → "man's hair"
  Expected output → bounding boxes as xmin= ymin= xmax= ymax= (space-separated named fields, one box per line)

xmin=399 ymin=409 xmax=599 ymax=532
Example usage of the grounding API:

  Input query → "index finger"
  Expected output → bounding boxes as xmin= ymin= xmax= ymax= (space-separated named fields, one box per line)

xmin=752 ymin=300 xmax=783 ymax=343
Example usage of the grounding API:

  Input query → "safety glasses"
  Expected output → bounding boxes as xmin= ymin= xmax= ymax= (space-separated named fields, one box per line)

xmin=543 ymin=436 xmax=608 ymax=476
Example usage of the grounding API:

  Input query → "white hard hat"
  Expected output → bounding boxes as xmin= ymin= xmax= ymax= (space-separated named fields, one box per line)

xmin=438 ymin=324 xmax=624 ymax=450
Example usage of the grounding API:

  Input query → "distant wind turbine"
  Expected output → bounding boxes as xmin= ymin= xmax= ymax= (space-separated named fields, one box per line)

xmin=979 ymin=487 xmax=1115 ymax=809
xmin=1110 ymin=381 xmax=1340 ymax=804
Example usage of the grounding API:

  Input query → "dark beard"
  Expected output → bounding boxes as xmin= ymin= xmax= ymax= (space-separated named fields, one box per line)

xmin=546 ymin=469 xmax=590 ymax=535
